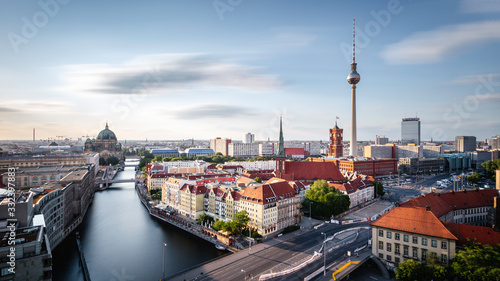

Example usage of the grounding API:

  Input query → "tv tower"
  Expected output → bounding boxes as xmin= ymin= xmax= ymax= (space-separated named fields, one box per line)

xmin=347 ymin=19 xmax=360 ymax=156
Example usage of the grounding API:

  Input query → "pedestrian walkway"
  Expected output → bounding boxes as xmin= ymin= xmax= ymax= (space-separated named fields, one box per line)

xmin=315 ymin=248 xmax=372 ymax=281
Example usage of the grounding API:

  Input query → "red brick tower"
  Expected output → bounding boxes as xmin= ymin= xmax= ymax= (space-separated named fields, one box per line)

xmin=328 ymin=121 xmax=343 ymax=158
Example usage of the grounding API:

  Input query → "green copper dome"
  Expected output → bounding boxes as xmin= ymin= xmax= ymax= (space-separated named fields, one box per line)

xmin=97 ymin=122 xmax=117 ymax=140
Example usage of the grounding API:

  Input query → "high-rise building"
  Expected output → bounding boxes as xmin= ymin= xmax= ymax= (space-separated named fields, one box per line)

xmin=375 ymin=135 xmax=389 ymax=145
xmin=209 ymin=137 xmax=232 ymax=155
xmin=328 ymin=121 xmax=343 ymax=158
xmin=455 ymin=136 xmax=476 ymax=152
xmin=491 ymin=135 xmax=500 ymax=150
xmin=244 ymin=132 xmax=255 ymax=144
xmin=347 ymin=19 xmax=360 ymax=156
xmin=401 ymin=117 xmax=421 ymax=145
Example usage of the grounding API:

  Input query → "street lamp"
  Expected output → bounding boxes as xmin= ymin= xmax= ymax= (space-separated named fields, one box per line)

xmin=162 ymin=243 xmax=167 ymax=281
xmin=321 ymin=232 xmax=327 ymax=276
xmin=309 ymin=202 xmax=313 ymax=221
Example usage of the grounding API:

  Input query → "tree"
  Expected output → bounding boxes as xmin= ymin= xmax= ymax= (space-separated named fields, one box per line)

xmin=481 ymin=159 xmax=500 ymax=180
xmin=197 ymin=213 xmax=214 ymax=225
xmin=395 ymin=259 xmax=424 ymax=281
xmin=231 ymin=210 xmax=250 ymax=234
xmin=153 ymin=155 xmax=163 ymax=162
xmin=106 ymin=156 xmax=119 ymax=165
xmin=467 ymin=172 xmax=482 ymax=184
xmin=372 ymin=181 xmax=385 ymax=197
xmin=99 ymin=157 xmax=106 ymax=166
xmin=451 ymin=241 xmax=500 ymax=281
xmin=254 ymin=177 xmax=262 ymax=183
xmin=212 ymin=220 xmax=225 ymax=231
xmin=302 ymin=180 xmax=350 ymax=219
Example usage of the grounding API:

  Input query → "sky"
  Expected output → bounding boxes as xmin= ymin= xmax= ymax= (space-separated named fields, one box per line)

xmin=1 ymin=0 xmax=499 ymax=142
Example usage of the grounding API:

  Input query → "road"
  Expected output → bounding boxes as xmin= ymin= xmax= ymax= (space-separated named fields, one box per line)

xmin=188 ymin=222 xmax=371 ymax=281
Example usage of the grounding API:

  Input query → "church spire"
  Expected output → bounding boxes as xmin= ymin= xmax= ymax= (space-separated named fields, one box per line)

xmin=277 ymin=115 xmax=285 ymax=157
xmin=105 ymin=121 xmax=109 ymax=130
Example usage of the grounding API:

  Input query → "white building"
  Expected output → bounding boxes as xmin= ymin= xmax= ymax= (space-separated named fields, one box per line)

xmin=223 ymin=160 xmax=276 ymax=170
xmin=228 ymin=143 xmax=260 ymax=158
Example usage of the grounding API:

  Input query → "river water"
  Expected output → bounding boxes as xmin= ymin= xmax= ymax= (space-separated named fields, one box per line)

xmin=52 ymin=160 xmax=225 ymax=281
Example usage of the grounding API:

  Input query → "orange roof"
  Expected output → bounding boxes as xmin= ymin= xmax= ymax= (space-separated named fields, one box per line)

xmin=400 ymin=189 xmax=498 ymax=218
xmin=281 ymin=161 xmax=345 ymax=182
xmin=241 ymin=181 xmax=296 ymax=204
xmin=329 ymin=176 xmax=372 ymax=194
xmin=443 ymin=222 xmax=500 ymax=246
xmin=371 ymin=207 xmax=458 ymax=240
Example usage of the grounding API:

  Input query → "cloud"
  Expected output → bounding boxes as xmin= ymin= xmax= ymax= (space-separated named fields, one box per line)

xmin=381 ymin=21 xmax=500 ymax=64
xmin=0 ymin=106 xmax=20 ymax=113
xmin=57 ymin=54 xmax=282 ymax=95
xmin=447 ymin=73 xmax=500 ymax=85
xmin=460 ymin=0 xmax=500 ymax=13
xmin=169 ymin=104 xmax=258 ymax=120
xmin=0 ymin=101 xmax=73 ymax=114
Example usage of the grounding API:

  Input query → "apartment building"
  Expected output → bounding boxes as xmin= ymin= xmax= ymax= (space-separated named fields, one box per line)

xmin=371 ymin=207 xmax=457 ymax=267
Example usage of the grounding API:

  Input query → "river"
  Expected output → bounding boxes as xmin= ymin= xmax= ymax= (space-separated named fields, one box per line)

xmin=52 ymin=160 xmax=225 ymax=281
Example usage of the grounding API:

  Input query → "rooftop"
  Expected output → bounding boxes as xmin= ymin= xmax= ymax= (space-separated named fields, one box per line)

xmin=371 ymin=207 xmax=458 ymax=240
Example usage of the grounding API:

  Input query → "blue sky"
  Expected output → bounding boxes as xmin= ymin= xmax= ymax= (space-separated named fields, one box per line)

xmin=1 ymin=0 xmax=499 ymax=142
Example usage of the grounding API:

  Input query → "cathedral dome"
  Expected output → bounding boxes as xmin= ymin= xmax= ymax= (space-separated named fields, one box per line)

xmin=97 ymin=122 xmax=117 ymax=140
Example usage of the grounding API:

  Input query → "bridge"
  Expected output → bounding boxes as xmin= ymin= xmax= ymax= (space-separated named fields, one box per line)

xmin=95 ymin=178 xmax=137 ymax=184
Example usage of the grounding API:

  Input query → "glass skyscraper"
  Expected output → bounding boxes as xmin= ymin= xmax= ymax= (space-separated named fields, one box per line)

xmin=401 ymin=118 xmax=420 ymax=145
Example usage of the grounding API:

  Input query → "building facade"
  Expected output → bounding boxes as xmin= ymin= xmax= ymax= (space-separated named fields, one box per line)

xmin=401 ymin=117 xmax=420 ymax=145
xmin=455 ymin=136 xmax=476 ymax=152
xmin=328 ymin=122 xmax=343 ymax=158
xmin=210 ymin=138 xmax=232 ymax=155
xmin=84 ymin=123 xmax=123 ymax=160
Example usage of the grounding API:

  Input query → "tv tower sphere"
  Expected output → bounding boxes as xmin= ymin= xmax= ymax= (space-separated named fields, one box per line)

xmin=347 ymin=67 xmax=360 ymax=84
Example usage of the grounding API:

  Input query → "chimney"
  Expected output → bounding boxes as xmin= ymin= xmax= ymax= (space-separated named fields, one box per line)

xmin=494 ymin=197 xmax=500 ymax=232
xmin=426 ymin=205 xmax=431 ymax=212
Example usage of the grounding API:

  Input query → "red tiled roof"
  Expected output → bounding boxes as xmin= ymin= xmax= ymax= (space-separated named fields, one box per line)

xmin=400 ymin=189 xmax=498 ymax=218
xmin=443 ymin=221 xmax=500 ymax=246
xmin=371 ymin=207 xmax=458 ymax=240
xmin=241 ymin=181 xmax=296 ymax=204
xmin=281 ymin=161 xmax=345 ymax=182
xmin=181 ymin=184 xmax=207 ymax=195
xmin=329 ymin=176 xmax=372 ymax=194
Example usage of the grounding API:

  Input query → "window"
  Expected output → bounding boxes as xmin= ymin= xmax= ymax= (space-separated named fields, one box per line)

xmin=387 ymin=231 xmax=392 ymax=239
xmin=422 ymin=238 xmax=427 ymax=246
xmin=395 ymin=233 xmax=400 ymax=240
xmin=412 ymin=247 xmax=418 ymax=259
xmin=404 ymin=235 xmax=409 ymax=242
xmin=387 ymin=255 xmax=392 ymax=261
xmin=441 ymin=241 xmax=447 ymax=249
xmin=395 ymin=257 xmax=400 ymax=263
xmin=422 ymin=249 xmax=427 ymax=261
xmin=379 ymin=241 xmax=384 ymax=250
xmin=379 ymin=253 xmax=383 ymax=259
xmin=395 ymin=244 xmax=400 ymax=255
xmin=441 ymin=254 xmax=447 ymax=264
xmin=387 ymin=243 xmax=392 ymax=252
xmin=403 ymin=245 xmax=409 ymax=257
xmin=431 ymin=240 xmax=437 ymax=247
xmin=413 ymin=236 xmax=418 ymax=244
xmin=379 ymin=230 xmax=383 ymax=237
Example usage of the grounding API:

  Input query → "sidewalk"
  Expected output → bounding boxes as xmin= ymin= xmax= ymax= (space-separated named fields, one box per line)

xmin=316 ymin=248 xmax=372 ymax=281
